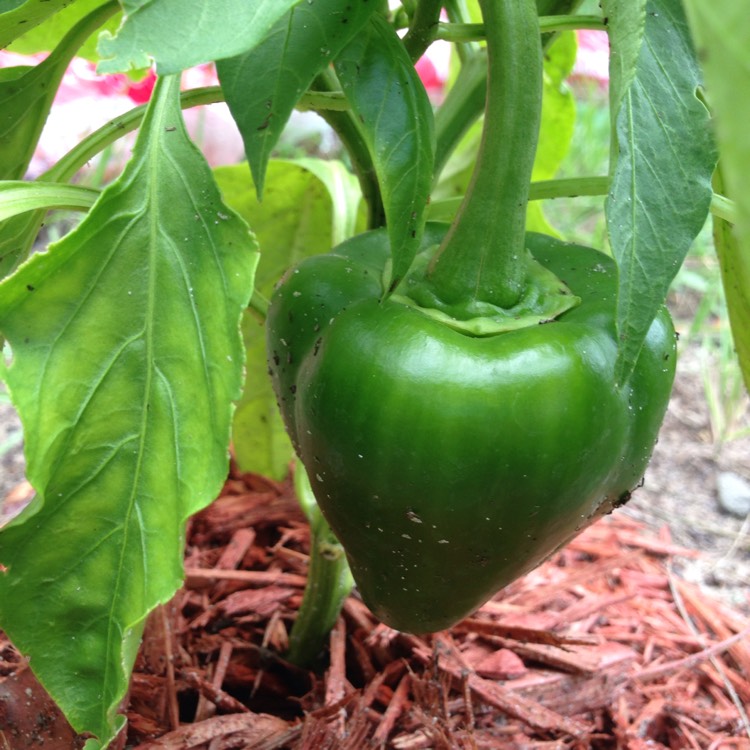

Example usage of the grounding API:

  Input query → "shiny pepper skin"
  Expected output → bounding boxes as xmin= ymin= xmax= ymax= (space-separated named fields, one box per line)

xmin=266 ymin=223 xmax=676 ymax=633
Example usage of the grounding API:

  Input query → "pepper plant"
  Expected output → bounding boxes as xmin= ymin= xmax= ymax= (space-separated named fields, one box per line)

xmin=0 ymin=0 xmax=746 ymax=747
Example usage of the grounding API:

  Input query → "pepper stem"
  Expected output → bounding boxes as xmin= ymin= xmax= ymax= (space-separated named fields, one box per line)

xmin=427 ymin=0 xmax=543 ymax=309
xmin=286 ymin=463 xmax=353 ymax=667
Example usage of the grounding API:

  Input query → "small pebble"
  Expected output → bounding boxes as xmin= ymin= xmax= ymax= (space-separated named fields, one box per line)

xmin=716 ymin=471 xmax=750 ymax=518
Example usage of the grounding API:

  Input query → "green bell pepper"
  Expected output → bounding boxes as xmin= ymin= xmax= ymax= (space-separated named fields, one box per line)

xmin=266 ymin=0 xmax=676 ymax=633
xmin=267 ymin=226 xmax=675 ymax=632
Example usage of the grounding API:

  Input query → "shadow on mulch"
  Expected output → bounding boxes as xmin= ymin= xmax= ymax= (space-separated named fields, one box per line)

xmin=2 ymin=465 xmax=750 ymax=749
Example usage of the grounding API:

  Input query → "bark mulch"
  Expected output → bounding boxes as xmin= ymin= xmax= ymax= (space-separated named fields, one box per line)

xmin=2 ymin=465 xmax=749 ymax=749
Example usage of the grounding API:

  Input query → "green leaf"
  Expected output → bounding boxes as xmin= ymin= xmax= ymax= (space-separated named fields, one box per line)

xmin=0 ymin=75 xmax=258 ymax=748
xmin=0 ymin=1 xmax=119 ymax=181
xmin=214 ymin=159 xmax=361 ymax=477
xmin=605 ymin=0 xmax=717 ymax=383
xmin=0 ymin=181 xmax=99 ymax=221
xmin=601 ymin=0 xmax=647 ymax=165
xmin=0 ymin=0 xmax=77 ymax=48
xmin=234 ymin=314 xmax=293 ymax=481
xmin=97 ymin=0 xmax=303 ymax=75
xmin=8 ymin=0 xmax=120 ymax=59
xmin=526 ymin=30 xmax=577 ymax=236
xmin=0 ymin=1 xmax=120 ymax=281
xmin=683 ymin=0 xmax=750 ymax=390
xmin=334 ymin=13 xmax=435 ymax=291
xmin=214 ymin=160 xmax=353 ymax=296
xmin=712 ymin=169 xmax=750 ymax=392
xmin=217 ymin=0 xmax=375 ymax=197
xmin=286 ymin=157 xmax=364 ymax=247
xmin=0 ymin=212 xmax=41 ymax=280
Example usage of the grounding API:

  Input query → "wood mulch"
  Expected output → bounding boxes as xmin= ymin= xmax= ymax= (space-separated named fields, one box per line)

xmin=1 ymin=464 xmax=750 ymax=749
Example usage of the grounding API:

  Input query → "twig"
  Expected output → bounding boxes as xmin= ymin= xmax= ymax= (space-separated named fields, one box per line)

xmin=427 ymin=635 xmax=590 ymax=738
xmin=325 ymin=617 xmax=349 ymax=737
xmin=453 ymin=617 xmax=597 ymax=646
xmin=180 ymin=669 xmax=250 ymax=714
xmin=184 ymin=567 xmax=307 ymax=587
xmin=372 ymin=673 xmax=411 ymax=746
xmin=159 ymin=605 xmax=180 ymax=732
xmin=666 ymin=564 xmax=750 ymax=738
xmin=206 ymin=642 xmax=234 ymax=750
xmin=633 ymin=623 xmax=750 ymax=687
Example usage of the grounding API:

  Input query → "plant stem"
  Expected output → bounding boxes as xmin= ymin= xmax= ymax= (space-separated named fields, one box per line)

xmin=443 ymin=0 xmax=482 ymax=64
xmin=47 ymin=87 xmax=347 ymax=185
xmin=436 ymin=14 xmax=605 ymax=42
xmin=428 ymin=0 xmax=543 ymax=309
xmin=710 ymin=192 xmax=737 ymax=224
xmin=0 ymin=182 xmax=99 ymax=222
xmin=286 ymin=464 xmax=353 ymax=667
xmin=433 ymin=51 xmax=488 ymax=178
xmin=433 ymin=7 xmax=588 ymax=183
xmin=402 ymin=0 xmax=444 ymax=62
xmin=248 ymin=289 xmax=269 ymax=320
xmin=295 ymin=91 xmax=348 ymax=112
xmin=428 ymin=175 xmax=611 ymax=220
xmin=428 ymin=181 xmax=739 ymax=230
xmin=45 ymin=88 xmax=222 ymax=183
xmin=314 ymin=70 xmax=386 ymax=230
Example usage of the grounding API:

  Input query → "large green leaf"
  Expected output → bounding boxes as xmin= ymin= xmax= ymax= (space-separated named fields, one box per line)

xmin=217 ymin=0 xmax=375 ymax=197
xmin=334 ymin=13 xmax=435 ymax=291
xmin=0 ymin=1 xmax=119 ymax=182
xmin=8 ymin=0 xmax=120 ymax=58
xmin=601 ymin=0 xmax=647 ymax=164
xmin=0 ymin=75 xmax=258 ymax=749
xmin=683 ymin=0 xmax=750 ymax=391
xmin=215 ymin=159 xmax=362 ymax=478
xmin=0 ymin=0 xmax=76 ymax=48
xmin=605 ymin=0 xmax=717 ymax=383
xmin=97 ymin=0 xmax=303 ymax=75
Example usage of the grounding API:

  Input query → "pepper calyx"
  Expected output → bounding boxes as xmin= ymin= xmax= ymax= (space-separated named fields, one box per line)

xmin=389 ymin=245 xmax=581 ymax=336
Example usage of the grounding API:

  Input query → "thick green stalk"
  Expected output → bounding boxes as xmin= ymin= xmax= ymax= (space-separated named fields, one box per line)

xmin=434 ymin=1 xmax=586 ymax=178
xmin=286 ymin=465 xmax=353 ymax=667
xmin=428 ymin=0 xmax=544 ymax=309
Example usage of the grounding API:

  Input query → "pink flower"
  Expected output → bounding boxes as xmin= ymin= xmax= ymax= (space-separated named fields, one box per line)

xmin=0 ymin=51 xmax=242 ymax=178
xmin=416 ymin=40 xmax=450 ymax=103
xmin=572 ymin=30 xmax=609 ymax=86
